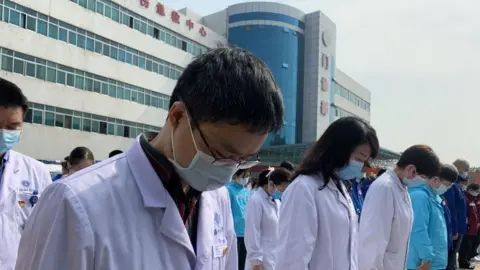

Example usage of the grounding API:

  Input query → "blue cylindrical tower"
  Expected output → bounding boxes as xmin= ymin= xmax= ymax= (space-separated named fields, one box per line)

xmin=227 ymin=2 xmax=305 ymax=145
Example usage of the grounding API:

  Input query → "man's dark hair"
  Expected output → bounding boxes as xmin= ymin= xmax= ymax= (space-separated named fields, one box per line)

xmin=0 ymin=78 xmax=28 ymax=113
xmin=439 ymin=164 xmax=458 ymax=183
xmin=169 ymin=47 xmax=284 ymax=134
xmin=467 ymin=183 xmax=479 ymax=191
xmin=108 ymin=150 xmax=123 ymax=158
xmin=279 ymin=161 xmax=295 ymax=171
xmin=234 ymin=169 xmax=250 ymax=177
xmin=396 ymin=145 xmax=440 ymax=178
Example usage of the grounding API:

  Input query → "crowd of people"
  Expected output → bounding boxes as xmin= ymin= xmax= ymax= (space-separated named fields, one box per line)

xmin=0 ymin=47 xmax=478 ymax=270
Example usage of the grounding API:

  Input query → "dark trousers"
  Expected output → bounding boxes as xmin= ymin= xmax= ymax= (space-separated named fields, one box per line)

xmin=237 ymin=237 xmax=247 ymax=270
xmin=459 ymin=234 xmax=478 ymax=268
xmin=447 ymin=234 xmax=464 ymax=270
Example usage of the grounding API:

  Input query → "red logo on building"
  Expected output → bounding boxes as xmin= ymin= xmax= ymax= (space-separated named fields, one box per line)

xmin=171 ymin=11 xmax=180 ymax=24
xmin=139 ymin=0 xmax=149 ymax=8
xmin=199 ymin=27 xmax=207 ymax=37
xmin=156 ymin=3 xmax=165 ymax=16
xmin=321 ymin=77 xmax=329 ymax=91
xmin=186 ymin=19 xmax=194 ymax=30
xmin=320 ymin=101 xmax=329 ymax=115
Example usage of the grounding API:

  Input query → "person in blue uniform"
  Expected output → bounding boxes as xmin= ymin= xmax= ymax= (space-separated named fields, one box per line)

xmin=345 ymin=175 xmax=364 ymax=217
xmin=439 ymin=164 xmax=458 ymax=255
xmin=226 ymin=169 xmax=251 ymax=269
xmin=445 ymin=159 xmax=469 ymax=270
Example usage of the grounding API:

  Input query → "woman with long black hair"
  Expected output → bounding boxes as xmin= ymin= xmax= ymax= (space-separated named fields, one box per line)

xmin=275 ymin=116 xmax=379 ymax=270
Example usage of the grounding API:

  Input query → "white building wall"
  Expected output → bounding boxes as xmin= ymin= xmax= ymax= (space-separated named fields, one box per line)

xmin=202 ymin=10 xmax=228 ymax=38
xmin=0 ymin=0 xmax=226 ymax=160
xmin=334 ymin=69 xmax=371 ymax=122
xmin=301 ymin=11 xmax=336 ymax=143
xmin=14 ymin=124 xmax=133 ymax=161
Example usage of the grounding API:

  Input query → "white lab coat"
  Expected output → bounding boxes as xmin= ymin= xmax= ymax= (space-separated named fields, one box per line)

xmin=244 ymin=188 xmax=280 ymax=270
xmin=14 ymin=137 xmax=238 ymax=270
xmin=358 ymin=169 xmax=413 ymax=270
xmin=275 ymin=174 xmax=358 ymax=270
xmin=0 ymin=150 xmax=51 ymax=270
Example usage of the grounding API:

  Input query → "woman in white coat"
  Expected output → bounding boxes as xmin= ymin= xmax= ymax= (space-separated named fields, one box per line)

xmin=244 ymin=168 xmax=292 ymax=270
xmin=275 ymin=116 xmax=379 ymax=270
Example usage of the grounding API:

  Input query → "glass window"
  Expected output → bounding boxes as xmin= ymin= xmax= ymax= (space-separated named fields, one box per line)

xmin=46 ymin=67 xmax=56 ymax=82
xmin=45 ymin=112 xmax=55 ymax=126
xmin=107 ymin=123 xmax=115 ymax=135
xmin=78 ymin=0 xmax=87 ymax=8
xmin=72 ymin=116 xmax=81 ymax=130
xmin=13 ymin=59 xmax=24 ymax=75
xmin=26 ymin=62 xmax=35 ymax=77
xmin=1 ymin=55 xmax=13 ymax=72
xmin=57 ymin=70 xmax=66 ymax=84
xmin=77 ymin=34 xmax=86 ymax=49
xmin=93 ymin=80 xmax=101 ymax=93
xmin=87 ymin=0 xmax=95 ymax=11
xmin=94 ymin=41 xmax=102 ymax=54
xmin=37 ymin=19 xmax=47 ymax=35
xmin=104 ymin=5 xmax=111 ymax=18
xmin=68 ymin=31 xmax=77 ymax=46
xmin=99 ymin=121 xmax=107 ymax=134
xmin=25 ymin=109 xmax=32 ymax=123
xmin=66 ymin=73 xmax=75 ymax=87
xmin=75 ymin=75 xmax=84 ymax=89
xmin=110 ymin=46 xmax=118 ymax=59
xmin=91 ymin=120 xmax=99 ymax=133
xmin=64 ymin=115 xmax=72 ymax=129
xmin=9 ymin=9 xmax=20 ymax=26
xmin=26 ymin=16 xmax=36 ymax=32
xmin=112 ymin=8 xmax=119 ymax=22
xmin=35 ymin=64 xmax=46 ymax=80
xmin=117 ymin=87 xmax=124 ymax=99
xmin=96 ymin=1 xmax=104 ymax=14
xmin=55 ymin=114 xmax=64 ymax=127
xmin=59 ymin=27 xmax=67 ymax=42
xmin=86 ymin=38 xmax=94 ymax=51
xmin=33 ymin=110 xmax=43 ymax=124
xmin=103 ymin=45 xmax=110 ymax=57
xmin=101 ymin=82 xmax=108 ymax=95
xmin=85 ymin=78 xmax=93 ymax=91
xmin=83 ymin=119 xmax=91 ymax=131
xmin=108 ymin=85 xmax=116 ymax=97
xmin=48 ymin=23 xmax=58 ymax=39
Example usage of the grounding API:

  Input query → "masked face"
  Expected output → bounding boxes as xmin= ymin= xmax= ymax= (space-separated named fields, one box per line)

xmin=402 ymin=165 xmax=427 ymax=187
xmin=469 ymin=190 xmax=479 ymax=197
xmin=433 ymin=184 xmax=450 ymax=195
xmin=238 ymin=177 xmax=249 ymax=186
xmin=0 ymin=106 xmax=23 ymax=154
xmin=0 ymin=129 xmax=21 ymax=153
xmin=168 ymin=104 xmax=267 ymax=191
xmin=336 ymin=160 xmax=364 ymax=180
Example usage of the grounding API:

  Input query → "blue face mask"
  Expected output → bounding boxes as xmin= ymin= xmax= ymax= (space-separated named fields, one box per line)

xmin=403 ymin=176 xmax=425 ymax=187
xmin=272 ymin=189 xmax=283 ymax=200
xmin=433 ymin=184 xmax=449 ymax=195
xmin=0 ymin=129 xmax=21 ymax=153
xmin=336 ymin=160 xmax=364 ymax=180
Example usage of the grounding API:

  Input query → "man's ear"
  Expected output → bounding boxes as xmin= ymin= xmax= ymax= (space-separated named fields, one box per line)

xmin=167 ymin=101 xmax=186 ymax=129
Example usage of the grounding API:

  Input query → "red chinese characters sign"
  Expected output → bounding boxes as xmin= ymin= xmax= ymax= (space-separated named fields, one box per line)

xmin=156 ymin=3 xmax=165 ymax=16
xmin=320 ymin=101 xmax=329 ymax=115
xmin=321 ymin=77 xmax=329 ymax=91
xmin=171 ymin=10 xmax=180 ymax=24
xmin=199 ymin=27 xmax=207 ymax=37
xmin=139 ymin=0 xmax=149 ymax=8
xmin=186 ymin=19 xmax=194 ymax=30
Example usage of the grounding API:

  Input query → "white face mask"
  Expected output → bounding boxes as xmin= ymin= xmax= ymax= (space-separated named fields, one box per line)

xmin=469 ymin=191 xmax=479 ymax=197
xmin=403 ymin=175 xmax=425 ymax=187
xmin=461 ymin=172 xmax=469 ymax=178
xmin=169 ymin=115 xmax=238 ymax=191
xmin=238 ymin=177 xmax=249 ymax=186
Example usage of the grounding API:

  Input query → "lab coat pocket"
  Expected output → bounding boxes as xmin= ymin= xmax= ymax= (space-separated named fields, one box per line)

xmin=212 ymin=234 xmax=227 ymax=270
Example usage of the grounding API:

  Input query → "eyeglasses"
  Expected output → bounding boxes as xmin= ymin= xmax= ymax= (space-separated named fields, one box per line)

xmin=185 ymin=105 xmax=261 ymax=169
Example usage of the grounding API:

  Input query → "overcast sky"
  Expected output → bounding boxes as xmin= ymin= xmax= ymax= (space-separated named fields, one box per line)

xmin=166 ymin=0 xmax=480 ymax=165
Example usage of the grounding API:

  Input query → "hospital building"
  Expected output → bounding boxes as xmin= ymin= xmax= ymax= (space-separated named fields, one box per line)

xmin=0 ymin=0 xmax=398 ymax=163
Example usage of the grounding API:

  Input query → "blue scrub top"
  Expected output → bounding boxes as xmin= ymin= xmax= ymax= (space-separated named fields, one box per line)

xmin=226 ymin=181 xmax=250 ymax=237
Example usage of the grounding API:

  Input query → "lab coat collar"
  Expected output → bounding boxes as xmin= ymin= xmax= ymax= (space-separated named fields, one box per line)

xmin=326 ymin=179 xmax=351 ymax=211
xmin=126 ymin=136 xmax=168 ymax=208
xmin=386 ymin=169 xmax=407 ymax=191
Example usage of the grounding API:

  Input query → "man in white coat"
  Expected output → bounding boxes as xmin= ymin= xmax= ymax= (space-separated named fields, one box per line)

xmin=15 ymin=47 xmax=284 ymax=270
xmin=0 ymin=78 xmax=52 ymax=269
xmin=358 ymin=145 xmax=441 ymax=270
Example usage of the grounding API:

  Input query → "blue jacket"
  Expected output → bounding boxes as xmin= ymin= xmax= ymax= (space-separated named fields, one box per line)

xmin=440 ymin=195 xmax=453 ymax=250
xmin=360 ymin=177 xmax=374 ymax=198
xmin=407 ymin=184 xmax=447 ymax=270
xmin=444 ymin=180 xmax=467 ymax=234
xmin=349 ymin=179 xmax=364 ymax=216
xmin=226 ymin=181 xmax=250 ymax=237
